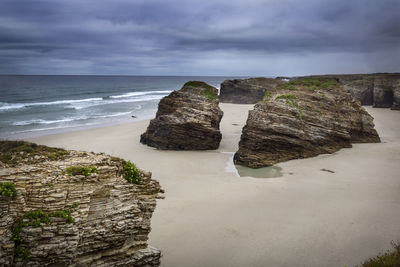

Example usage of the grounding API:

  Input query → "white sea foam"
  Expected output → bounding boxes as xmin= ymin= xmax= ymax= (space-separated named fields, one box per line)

xmin=109 ymin=90 xmax=171 ymax=99
xmin=0 ymin=92 xmax=168 ymax=112
xmin=12 ymin=111 xmax=133 ymax=126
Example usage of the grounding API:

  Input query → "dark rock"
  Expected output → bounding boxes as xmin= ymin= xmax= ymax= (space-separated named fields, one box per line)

xmin=234 ymin=78 xmax=380 ymax=168
xmin=373 ymin=77 xmax=395 ymax=108
xmin=344 ymin=79 xmax=374 ymax=105
xmin=301 ymin=73 xmax=400 ymax=109
xmin=219 ymin=77 xmax=284 ymax=104
xmin=140 ymin=81 xmax=223 ymax=150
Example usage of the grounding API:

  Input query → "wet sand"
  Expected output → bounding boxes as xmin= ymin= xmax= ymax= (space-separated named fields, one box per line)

xmin=28 ymin=104 xmax=400 ymax=267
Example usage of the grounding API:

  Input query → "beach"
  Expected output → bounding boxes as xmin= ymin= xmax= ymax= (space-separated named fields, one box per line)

xmin=27 ymin=103 xmax=400 ymax=267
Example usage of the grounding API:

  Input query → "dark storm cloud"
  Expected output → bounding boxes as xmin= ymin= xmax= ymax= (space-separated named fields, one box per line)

xmin=0 ymin=0 xmax=399 ymax=75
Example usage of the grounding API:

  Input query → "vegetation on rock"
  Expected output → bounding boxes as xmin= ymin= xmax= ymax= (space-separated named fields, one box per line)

xmin=66 ymin=165 xmax=97 ymax=176
xmin=357 ymin=241 xmax=400 ymax=267
xmin=0 ymin=182 xmax=17 ymax=198
xmin=123 ymin=160 xmax=142 ymax=184
xmin=184 ymin=81 xmax=215 ymax=90
xmin=203 ymin=87 xmax=218 ymax=100
xmin=235 ymin=77 xmax=380 ymax=168
xmin=0 ymin=141 xmax=69 ymax=166
xmin=12 ymin=209 xmax=74 ymax=259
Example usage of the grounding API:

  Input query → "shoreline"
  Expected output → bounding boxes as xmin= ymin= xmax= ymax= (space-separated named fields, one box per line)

xmin=26 ymin=104 xmax=400 ymax=266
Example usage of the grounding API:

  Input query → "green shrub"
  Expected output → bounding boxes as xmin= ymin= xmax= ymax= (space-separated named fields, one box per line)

xmin=12 ymin=209 xmax=75 ymax=259
xmin=14 ymin=246 xmax=30 ymax=260
xmin=289 ymin=77 xmax=340 ymax=89
xmin=184 ymin=81 xmax=214 ymax=89
xmin=183 ymin=81 xmax=218 ymax=100
xmin=0 ymin=182 xmax=17 ymax=198
xmin=358 ymin=241 xmax=400 ymax=266
xmin=49 ymin=210 xmax=74 ymax=223
xmin=66 ymin=165 xmax=97 ymax=176
xmin=0 ymin=154 xmax=13 ymax=164
xmin=0 ymin=141 xmax=69 ymax=164
xmin=203 ymin=87 xmax=218 ymax=100
xmin=123 ymin=161 xmax=141 ymax=184
xmin=275 ymin=95 xmax=303 ymax=120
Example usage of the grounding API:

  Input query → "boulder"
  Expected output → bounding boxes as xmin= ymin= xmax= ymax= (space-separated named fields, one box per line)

xmin=219 ymin=78 xmax=284 ymax=104
xmin=140 ymin=81 xmax=223 ymax=150
xmin=234 ymin=78 xmax=380 ymax=168
xmin=0 ymin=141 xmax=163 ymax=266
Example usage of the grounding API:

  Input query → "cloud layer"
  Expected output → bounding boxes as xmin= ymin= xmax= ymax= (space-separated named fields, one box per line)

xmin=0 ymin=0 xmax=399 ymax=75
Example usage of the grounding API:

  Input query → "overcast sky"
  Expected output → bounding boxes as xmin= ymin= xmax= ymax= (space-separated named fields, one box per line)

xmin=0 ymin=0 xmax=399 ymax=76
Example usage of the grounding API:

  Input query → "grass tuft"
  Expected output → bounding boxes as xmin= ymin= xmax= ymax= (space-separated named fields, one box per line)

xmin=66 ymin=165 xmax=97 ymax=176
xmin=0 ymin=182 xmax=17 ymax=198
xmin=358 ymin=241 xmax=400 ymax=267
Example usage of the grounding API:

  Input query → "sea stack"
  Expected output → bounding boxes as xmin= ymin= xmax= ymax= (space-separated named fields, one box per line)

xmin=0 ymin=141 xmax=163 ymax=266
xmin=140 ymin=81 xmax=223 ymax=150
xmin=219 ymin=77 xmax=284 ymax=104
xmin=234 ymin=78 xmax=381 ymax=168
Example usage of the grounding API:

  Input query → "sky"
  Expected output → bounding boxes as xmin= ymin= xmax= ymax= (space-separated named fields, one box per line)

xmin=0 ymin=0 xmax=399 ymax=76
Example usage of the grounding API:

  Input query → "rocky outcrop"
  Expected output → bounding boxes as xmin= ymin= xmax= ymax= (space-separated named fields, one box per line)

xmin=304 ymin=73 xmax=400 ymax=109
xmin=140 ymin=81 xmax=223 ymax=150
xmin=219 ymin=78 xmax=284 ymax=104
xmin=234 ymin=78 xmax=380 ymax=168
xmin=0 ymin=141 xmax=163 ymax=266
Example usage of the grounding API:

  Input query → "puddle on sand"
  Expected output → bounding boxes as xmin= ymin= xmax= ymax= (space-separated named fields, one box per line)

xmin=223 ymin=152 xmax=283 ymax=178
xmin=235 ymin=165 xmax=283 ymax=178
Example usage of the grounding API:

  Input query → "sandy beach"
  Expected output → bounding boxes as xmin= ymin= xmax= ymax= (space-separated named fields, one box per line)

xmin=27 ymin=103 xmax=400 ymax=267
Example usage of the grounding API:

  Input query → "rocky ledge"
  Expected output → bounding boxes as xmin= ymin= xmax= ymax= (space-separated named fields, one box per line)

xmin=234 ymin=78 xmax=380 ymax=168
xmin=219 ymin=77 xmax=284 ymax=104
xmin=302 ymin=73 xmax=400 ymax=109
xmin=0 ymin=141 xmax=163 ymax=266
xmin=140 ymin=81 xmax=223 ymax=150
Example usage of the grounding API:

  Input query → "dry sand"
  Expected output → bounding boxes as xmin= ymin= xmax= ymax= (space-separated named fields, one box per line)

xmin=28 ymin=103 xmax=400 ymax=267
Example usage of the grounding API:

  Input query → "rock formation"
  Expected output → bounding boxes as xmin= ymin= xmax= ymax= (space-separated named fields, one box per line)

xmin=305 ymin=73 xmax=400 ymax=109
xmin=0 ymin=141 xmax=163 ymax=266
xmin=219 ymin=77 xmax=284 ymax=104
xmin=234 ymin=78 xmax=381 ymax=168
xmin=220 ymin=73 xmax=400 ymax=109
xmin=140 ymin=81 xmax=223 ymax=150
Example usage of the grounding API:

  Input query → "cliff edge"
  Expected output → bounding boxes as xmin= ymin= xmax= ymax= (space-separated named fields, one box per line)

xmin=0 ymin=141 xmax=163 ymax=266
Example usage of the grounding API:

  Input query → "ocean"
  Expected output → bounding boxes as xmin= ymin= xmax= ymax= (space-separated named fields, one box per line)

xmin=0 ymin=75 xmax=239 ymax=139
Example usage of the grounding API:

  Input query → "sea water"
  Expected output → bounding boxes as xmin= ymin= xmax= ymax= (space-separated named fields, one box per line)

xmin=0 ymin=75 xmax=238 ymax=139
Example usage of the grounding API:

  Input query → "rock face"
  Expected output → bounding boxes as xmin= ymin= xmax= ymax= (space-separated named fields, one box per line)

xmin=219 ymin=78 xmax=284 ymax=104
xmin=0 ymin=141 xmax=163 ymax=266
xmin=234 ymin=78 xmax=381 ymax=168
xmin=140 ymin=81 xmax=223 ymax=150
xmin=305 ymin=73 xmax=400 ymax=109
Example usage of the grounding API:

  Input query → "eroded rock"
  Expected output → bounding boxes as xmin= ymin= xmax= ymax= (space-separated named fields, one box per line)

xmin=0 ymin=141 xmax=163 ymax=266
xmin=234 ymin=78 xmax=380 ymax=168
xmin=140 ymin=81 xmax=223 ymax=150
xmin=219 ymin=77 xmax=284 ymax=104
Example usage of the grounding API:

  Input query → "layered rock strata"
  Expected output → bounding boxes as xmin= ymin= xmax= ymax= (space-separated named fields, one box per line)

xmin=234 ymin=78 xmax=381 ymax=168
xmin=140 ymin=81 xmax=223 ymax=150
xmin=220 ymin=73 xmax=400 ymax=109
xmin=0 ymin=141 xmax=163 ymax=266
xmin=219 ymin=77 xmax=284 ymax=104
xmin=306 ymin=73 xmax=400 ymax=109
